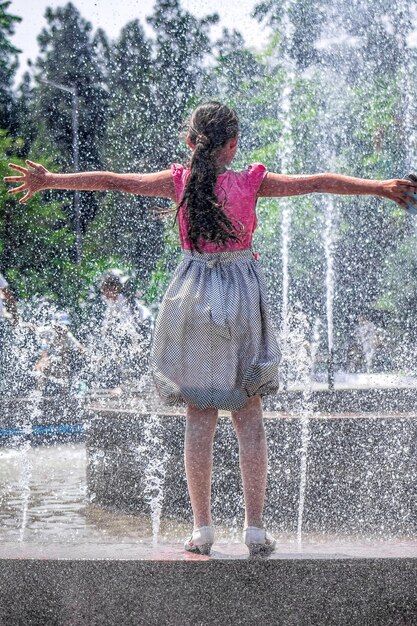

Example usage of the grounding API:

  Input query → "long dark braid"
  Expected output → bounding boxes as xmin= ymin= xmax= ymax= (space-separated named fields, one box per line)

xmin=175 ymin=102 xmax=240 ymax=252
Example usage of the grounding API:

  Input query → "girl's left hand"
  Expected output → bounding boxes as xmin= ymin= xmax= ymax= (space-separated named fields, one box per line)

xmin=378 ymin=178 xmax=417 ymax=210
xmin=4 ymin=160 xmax=49 ymax=203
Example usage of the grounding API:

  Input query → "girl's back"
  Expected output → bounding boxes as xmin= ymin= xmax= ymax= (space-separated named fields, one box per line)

xmin=172 ymin=163 xmax=267 ymax=253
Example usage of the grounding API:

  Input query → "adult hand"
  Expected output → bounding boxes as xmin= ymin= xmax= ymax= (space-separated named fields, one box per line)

xmin=3 ymin=160 xmax=49 ymax=203
xmin=379 ymin=178 xmax=417 ymax=210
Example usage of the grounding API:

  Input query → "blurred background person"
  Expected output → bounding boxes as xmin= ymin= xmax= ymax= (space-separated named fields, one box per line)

xmin=0 ymin=271 xmax=18 ymax=391
xmin=0 ymin=271 xmax=18 ymax=325
xmin=96 ymin=270 xmax=153 ymax=390
xmin=33 ymin=310 xmax=85 ymax=396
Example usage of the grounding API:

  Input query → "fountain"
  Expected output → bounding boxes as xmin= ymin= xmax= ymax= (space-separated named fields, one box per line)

xmin=324 ymin=195 xmax=336 ymax=390
xmin=1 ymin=0 xmax=417 ymax=624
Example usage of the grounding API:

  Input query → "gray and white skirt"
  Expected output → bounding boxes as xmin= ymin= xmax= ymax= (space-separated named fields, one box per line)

xmin=151 ymin=249 xmax=280 ymax=411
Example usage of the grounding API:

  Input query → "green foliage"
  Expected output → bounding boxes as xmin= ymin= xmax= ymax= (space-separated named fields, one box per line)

xmin=1 ymin=0 xmax=226 ymax=313
xmin=0 ymin=131 xmax=77 ymax=302
xmin=247 ymin=0 xmax=417 ymax=368
xmin=0 ymin=1 xmax=21 ymax=130
xmin=32 ymin=2 xmax=109 ymax=233
xmin=146 ymin=0 xmax=219 ymax=166
xmin=1 ymin=0 xmax=417 ymax=370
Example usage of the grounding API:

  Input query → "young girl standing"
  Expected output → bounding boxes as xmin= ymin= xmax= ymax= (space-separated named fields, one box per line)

xmin=5 ymin=101 xmax=417 ymax=556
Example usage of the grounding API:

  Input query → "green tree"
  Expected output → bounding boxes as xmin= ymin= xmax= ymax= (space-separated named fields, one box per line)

xmin=146 ymin=0 xmax=219 ymax=166
xmin=253 ymin=0 xmax=327 ymax=68
xmin=0 ymin=132 xmax=78 ymax=302
xmin=88 ymin=20 xmax=163 ymax=279
xmin=251 ymin=0 xmax=417 ymax=369
xmin=89 ymin=2 xmax=223 ymax=287
xmin=32 ymin=2 xmax=108 ymax=235
xmin=0 ymin=1 xmax=21 ymax=131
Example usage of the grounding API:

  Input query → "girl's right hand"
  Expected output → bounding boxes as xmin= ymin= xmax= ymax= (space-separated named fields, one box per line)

xmin=4 ymin=160 xmax=49 ymax=203
xmin=378 ymin=178 xmax=417 ymax=211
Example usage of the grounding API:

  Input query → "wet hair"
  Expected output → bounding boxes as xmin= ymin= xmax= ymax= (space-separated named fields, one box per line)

xmin=101 ymin=275 xmax=123 ymax=295
xmin=175 ymin=101 xmax=240 ymax=251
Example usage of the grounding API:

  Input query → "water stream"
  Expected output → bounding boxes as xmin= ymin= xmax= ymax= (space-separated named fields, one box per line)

xmin=324 ymin=195 xmax=336 ymax=388
xmin=136 ymin=414 xmax=169 ymax=546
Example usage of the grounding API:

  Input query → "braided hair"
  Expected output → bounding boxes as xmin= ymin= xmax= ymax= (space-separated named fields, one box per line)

xmin=175 ymin=102 xmax=240 ymax=251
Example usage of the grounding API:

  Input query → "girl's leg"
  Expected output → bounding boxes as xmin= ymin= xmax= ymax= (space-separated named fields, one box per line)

xmin=185 ymin=404 xmax=218 ymax=529
xmin=231 ymin=395 xmax=267 ymax=528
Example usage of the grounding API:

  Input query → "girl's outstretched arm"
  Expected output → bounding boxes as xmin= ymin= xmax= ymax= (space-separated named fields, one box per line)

xmin=258 ymin=171 xmax=417 ymax=210
xmin=4 ymin=160 xmax=176 ymax=203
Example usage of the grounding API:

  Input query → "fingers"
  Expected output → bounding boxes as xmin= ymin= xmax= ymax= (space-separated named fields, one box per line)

xmin=385 ymin=180 xmax=417 ymax=211
xmin=19 ymin=190 xmax=32 ymax=203
xmin=8 ymin=163 xmax=28 ymax=174
xmin=404 ymin=190 xmax=417 ymax=208
xmin=4 ymin=160 xmax=46 ymax=203
xmin=389 ymin=179 xmax=417 ymax=193
xmin=3 ymin=176 xmax=24 ymax=182
xmin=400 ymin=180 xmax=417 ymax=193
xmin=25 ymin=159 xmax=46 ymax=172
xmin=392 ymin=195 xmax=407 ymax=208
xmin=8 ymin=161 xmax=46 ymax=174
xmin=397 ymin=193 xmax=417 ymax=211
xmin=7 ymin=184 xmax=26 ymax=195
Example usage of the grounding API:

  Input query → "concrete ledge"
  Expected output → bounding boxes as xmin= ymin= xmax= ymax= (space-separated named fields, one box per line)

xmin=0 ymin=546 xmax=416 ymax=625
xmin=266 ymin=387 xmax=417 ymax=413
xmin=0 ymin=396 xmax=86 ymax=445
xmin=2 ymin=538 xmax=417 ymax=560
xmin=89 ymin=384 xmax=417 ymax=414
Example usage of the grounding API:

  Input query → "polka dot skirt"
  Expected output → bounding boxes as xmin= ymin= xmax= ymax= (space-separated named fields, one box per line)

xmin=151 ymin=249 xmax=281 ymax=411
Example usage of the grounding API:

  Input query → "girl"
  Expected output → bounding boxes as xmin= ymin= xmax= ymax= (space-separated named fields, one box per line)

xmin=4 ymin=101 xmax=417 ymax=556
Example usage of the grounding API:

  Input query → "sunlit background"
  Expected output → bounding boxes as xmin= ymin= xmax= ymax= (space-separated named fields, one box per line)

xmin=3 ymin=0 xmax=417 ymax=377
xmin=1 ymin=0 xmax=417 ymax=548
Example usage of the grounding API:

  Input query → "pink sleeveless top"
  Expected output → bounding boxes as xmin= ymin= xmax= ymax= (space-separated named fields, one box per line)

xmin=171 ymin=163 xmax=268 ymax=252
